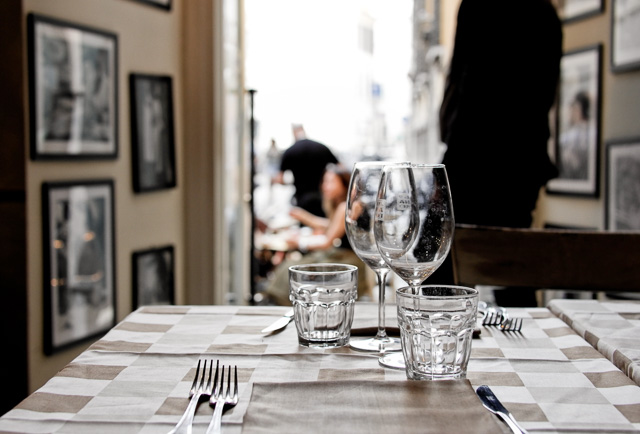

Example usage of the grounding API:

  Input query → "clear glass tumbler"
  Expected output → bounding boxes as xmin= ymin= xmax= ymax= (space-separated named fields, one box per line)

xmin=289 ymin=263 xmax=358 ymax=348
xmin=396 ymin=285 xmax=478 ymax=380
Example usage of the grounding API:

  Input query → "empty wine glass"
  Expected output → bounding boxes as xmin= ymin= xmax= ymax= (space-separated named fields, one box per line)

xmin=345 ymin=161 xmax=402 ymax=353
xmin=374 ymin=163 xmax=455 ymax=368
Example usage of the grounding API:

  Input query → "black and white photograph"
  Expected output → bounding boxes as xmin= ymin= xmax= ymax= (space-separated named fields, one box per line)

xmin=547 ymin=45 xmax=602 ymax=197
xmin=130 ymin=74 xmax=176 ymax=193
xmin=606 ymin=138 xmax=640 ymax=230
xmin=131 ymin=0 xmax=172 ymax=11
xmin=132 ymin=245 xmax=175 ymax=309
xmin=42 ymin=180 xmax=116 ymax=354
xmin=611 ymin=0 xmax=640 ymax=72
xmin=554 ymin=0 xmax=604 ymax=22
xmin=28 ymin=14 xmax=118 ymax=160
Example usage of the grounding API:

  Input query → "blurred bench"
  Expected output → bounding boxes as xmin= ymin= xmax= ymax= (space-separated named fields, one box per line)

xmin=452 ymin=224 xmax=640 ymax=296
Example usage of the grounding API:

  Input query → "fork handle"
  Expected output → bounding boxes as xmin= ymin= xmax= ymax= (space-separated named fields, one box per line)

xmin=168 ymin=392 xmax=201 ymax=434
xmin=205 ymin=399 xmax=225 ymax=434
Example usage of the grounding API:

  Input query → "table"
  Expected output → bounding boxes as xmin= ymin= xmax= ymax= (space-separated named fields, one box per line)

xmin=1 ymin=303 xmax=640 ymax=433
xmin=548 ymin=299 xmax=640 ymax=387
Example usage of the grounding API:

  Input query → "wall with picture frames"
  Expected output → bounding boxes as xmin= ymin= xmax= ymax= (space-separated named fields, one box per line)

xmin=535 ymin=0 xmax=640 ymax=231
xmin=19 ymin=0 xmax=190 ymax=398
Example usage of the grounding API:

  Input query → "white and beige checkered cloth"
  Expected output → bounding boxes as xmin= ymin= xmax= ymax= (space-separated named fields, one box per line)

xmin=1 ymin=303 xmax=639 ymax=433
xmin=549 ymin=299 xmax=640 ymax=387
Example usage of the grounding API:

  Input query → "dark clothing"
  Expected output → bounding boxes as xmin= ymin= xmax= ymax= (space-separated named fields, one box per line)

xmin=440 ymin=0 xmax=561 ymax=228
xmin=431 ymin=0 xmax=563 ymax=304
xmin=280 ymin=139 xmax=338 ymax=217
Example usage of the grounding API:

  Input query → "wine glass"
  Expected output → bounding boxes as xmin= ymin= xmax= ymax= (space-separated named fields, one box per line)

xmin=344 ymin=161 xmax=402 ymax=353
xmin=374 ymin=163 xmax=455 ymax=368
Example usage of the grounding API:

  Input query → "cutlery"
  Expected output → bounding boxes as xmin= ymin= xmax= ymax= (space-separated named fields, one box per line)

xmin=261 ymin=308 xmax=294 ymax=333
xmin=500 ymin=317 xmax=523 ymax=332
xmin=206 ymin=364 xmax=239 ymax=434
xmin=168 ymin=359 xmax=214 ymax=434
xmin=476 ymin=385 xmax=528 ymax=434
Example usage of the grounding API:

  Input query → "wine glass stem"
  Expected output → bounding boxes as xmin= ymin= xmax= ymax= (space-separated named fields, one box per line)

xmin=374 ymin=268 xmax=390 ymax=339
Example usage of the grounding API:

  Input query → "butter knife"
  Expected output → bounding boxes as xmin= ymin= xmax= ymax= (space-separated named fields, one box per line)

xmin=476 ymin=385 xmax=528 ymax=434
xmin=261 ymin=309 xmax=294 ymax=334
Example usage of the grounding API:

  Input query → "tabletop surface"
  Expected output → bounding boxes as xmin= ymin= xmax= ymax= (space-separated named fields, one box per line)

xmin=548 ymin=299 xmax=640 ymax=387
xmin=2 ymin=303 xmax=640 ymax=433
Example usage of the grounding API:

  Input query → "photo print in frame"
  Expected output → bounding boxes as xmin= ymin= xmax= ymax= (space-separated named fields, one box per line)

xmin=606 ymin=138 xmax=640 ymax=230
xmin=547 ymin=45 xmax=602 ymax=197
xmin=42 ymin=180 xmax=116 ymax=354
xmin=611 ymin=0 xmax=640 ymax=72
xmin=130 ymin=0 xmax=172 ymax=11
xmin=554 ymin=0 xmax=604 ymax=22
xmin=132 ymin=245 xmax=175 ymax=309
xmin=129 ymin=73 xmax=177 ymax=193
xmin=28 ymin=14 xmax=118 ymax=160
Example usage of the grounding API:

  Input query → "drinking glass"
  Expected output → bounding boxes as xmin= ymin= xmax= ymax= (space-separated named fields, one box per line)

xmin=374 ymin=163 xmax=455 ymax=368
xmin=344 ymin=162 xmax=402 ymax=353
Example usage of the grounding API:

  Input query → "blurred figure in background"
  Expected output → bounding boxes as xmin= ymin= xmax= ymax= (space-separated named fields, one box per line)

xmin=266 ymin=164 xmax=370 ymax=305
xmin=433 ymin=0 xmax=563 ymax=307
xmin=273 ymin=124 xmax=339 ymax=218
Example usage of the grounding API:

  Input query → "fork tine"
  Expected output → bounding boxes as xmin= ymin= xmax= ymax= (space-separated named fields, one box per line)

xmin=189 ymin=359 xmax=202 ymax=397
xmin=233 ymin=366 xmax=238 ymax=401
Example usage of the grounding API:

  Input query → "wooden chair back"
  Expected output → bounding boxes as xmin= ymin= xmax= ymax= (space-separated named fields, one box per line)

xmin=451 ymin=224 xmax=640 ymax=292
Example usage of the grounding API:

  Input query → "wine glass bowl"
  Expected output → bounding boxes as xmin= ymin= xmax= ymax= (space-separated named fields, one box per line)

xmin=374 ymin=163 xmax=454 ymax=287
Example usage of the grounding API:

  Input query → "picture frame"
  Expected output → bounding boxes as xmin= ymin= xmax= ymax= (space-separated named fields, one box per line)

xmin=129 ymin=73 xmax=177 ymax=193
xmin=554 ymin=0 xmax=604 ymax=23
xmin=42 ymin=180 xmax=116 ymax=354
xmin=547 ymin=45 xmax=602 ymax=197
xmin=28 ymin=14 xmax=118 ymax=160
xmin=130 ymin=0 xmax=172 ymax=11
xmin=611 ymin=0 xmax=640 ymax=72
xmin=605 ymin=138 xmax=640 ymax=230
xmin=132 ymin=245 xmax=175 ymax=309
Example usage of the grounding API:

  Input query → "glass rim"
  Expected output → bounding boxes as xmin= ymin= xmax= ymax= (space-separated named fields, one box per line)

xmin=396 ymin=284 xmax=478 ymax=300
xmin=383 ymin=163 xmax=445 ymax=169
xmin=353 ymin=160 xmax=407 ymax=168
xmin=288 ymin=263 xmax=358 ymax=275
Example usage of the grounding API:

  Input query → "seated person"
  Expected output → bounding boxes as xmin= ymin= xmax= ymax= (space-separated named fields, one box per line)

xmin=265 ymin=164 xmax=371 ymax=305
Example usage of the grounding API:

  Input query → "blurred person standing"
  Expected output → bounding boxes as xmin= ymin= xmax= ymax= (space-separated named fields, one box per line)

xmin=273 ymin=124 xmax=339 ymax=217
xmin=433 ymin=0 xmax=563 ymax=306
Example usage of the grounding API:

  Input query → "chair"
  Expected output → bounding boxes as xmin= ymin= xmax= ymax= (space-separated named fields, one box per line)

xmin=451 ymin=224 xmax=640 ymax=294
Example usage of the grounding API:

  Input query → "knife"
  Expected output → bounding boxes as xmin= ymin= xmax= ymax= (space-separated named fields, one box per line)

xmin=261 ymin=309 xmax=294 ymax=334
xmin=476 ymin=385 xmax=528 ymax=434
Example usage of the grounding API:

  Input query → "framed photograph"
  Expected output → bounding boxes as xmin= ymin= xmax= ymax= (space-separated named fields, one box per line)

xmin=129 ymin=74 xmax=176 ymax=193
xmin=554 ymin=0 xmax=604 ymax=22
xmin=42 ymin=180 xmax=116 ymax=354
xmin=611 ymin=0 xmax=640 ymax=72
xmin=606 ymin=138 xmax=640 ymax=230
xmin=130 ymin=0 xmax=172 ymax=11
xmin=28 ymin=14 xmax=118 ymax=160
xmin=547 ymin=45 xmax=602 ymax=197
xmin=132 ymin=245 xmax=175 ymax=309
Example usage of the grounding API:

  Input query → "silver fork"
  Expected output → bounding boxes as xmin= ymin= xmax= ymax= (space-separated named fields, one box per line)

xmin=168 ymin=359 xmax=214 ymax=434
xmin=206 ymin=365 xmax=239 ymax=434
xmin=500 ymin=317 xmax=523 ymax=332
xmin=483 ymin=311 xmax=507 ymax=327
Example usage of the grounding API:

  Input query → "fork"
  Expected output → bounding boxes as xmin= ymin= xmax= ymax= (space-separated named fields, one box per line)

xmin=483 ymin=311 xmax=507 ymax=327
xmin=500 ymin=317 xmax=523 ymax=332
xmin=205 ymin=365 xmax=239 ymax=434
xmin=168 ymin=359 xmax=214 ymax=434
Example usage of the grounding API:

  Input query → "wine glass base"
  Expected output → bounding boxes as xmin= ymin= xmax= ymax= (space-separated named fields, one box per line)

xmin=349 ymin=336 xmax=402 ymax=353
xmin=378 ymin=352 xmax=405 ymax=370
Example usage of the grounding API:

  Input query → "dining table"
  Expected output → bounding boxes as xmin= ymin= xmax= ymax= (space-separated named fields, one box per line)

xmin=1 ymin=301 xmax=640 ymax=433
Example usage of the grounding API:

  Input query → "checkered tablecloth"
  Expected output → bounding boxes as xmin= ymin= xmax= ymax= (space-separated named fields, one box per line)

xmin=548 ymin=299 xmax=640 ymax=387
xmin=1 ymin=303 xmax=639 ymax=433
